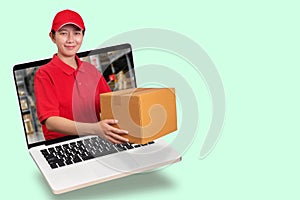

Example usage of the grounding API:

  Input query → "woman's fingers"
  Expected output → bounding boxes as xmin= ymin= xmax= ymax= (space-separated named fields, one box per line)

xmin=103 ymin=119 xmax=128 ymax=134
xmin=109 ymin=126 xmax=128 ymax=135
xmin=99 ymin=119 xmax=129 ymax=143
xmin=102 ymin=119 xmax=118 ymax=125
xmin=106 ymin=131 xmax=129 ymax=143
xmin=105 ymin=135 xmax=123 ymax=144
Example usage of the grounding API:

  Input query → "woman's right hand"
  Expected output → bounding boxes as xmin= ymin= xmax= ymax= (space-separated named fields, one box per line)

xmin=98 ymin=119 xmax=129 ymax=144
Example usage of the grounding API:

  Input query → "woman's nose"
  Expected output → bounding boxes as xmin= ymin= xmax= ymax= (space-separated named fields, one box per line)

xmin=67 ymin=33 xmax=75 ymax=42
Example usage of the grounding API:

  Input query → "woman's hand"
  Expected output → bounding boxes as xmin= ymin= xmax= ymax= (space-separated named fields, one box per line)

xmin=98 ymin=119 xmax=129 ymax=144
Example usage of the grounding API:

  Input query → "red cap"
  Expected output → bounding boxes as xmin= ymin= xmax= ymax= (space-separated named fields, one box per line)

xmin=51 ymin=9 xmax=85 ymax=32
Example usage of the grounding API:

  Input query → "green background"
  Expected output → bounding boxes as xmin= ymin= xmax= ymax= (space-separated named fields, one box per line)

xmin=1 ymin=0 xmax=299 ymax=199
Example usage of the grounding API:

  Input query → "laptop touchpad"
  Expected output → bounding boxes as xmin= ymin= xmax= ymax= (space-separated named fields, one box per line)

xmin=94 ymin=152 xmax=141 ymax=173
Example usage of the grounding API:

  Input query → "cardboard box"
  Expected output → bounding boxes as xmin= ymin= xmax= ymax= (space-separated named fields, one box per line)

xmin=100 ymin=88 xmax=177 ymax=144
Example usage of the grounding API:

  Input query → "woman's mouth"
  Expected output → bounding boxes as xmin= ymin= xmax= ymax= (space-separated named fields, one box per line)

xmin=65 ymin=45 xmax=76 ymax=50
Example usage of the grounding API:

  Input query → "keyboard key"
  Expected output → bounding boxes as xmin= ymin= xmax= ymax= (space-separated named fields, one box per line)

xmin=49 ymin=162 xmax=58 ymax=169
xmin=55 ymin=146 xmax=63 ymax=152
xmin=81 ymin=153 xmax=94 ymax=161
xmin=57 ymin=159 xmax=65 ymax=167
xmin=114 ymin=144 xmax=126 ymax=151
xmin=72 ymin=155 xmax=82 ymax=163
xmin=41 ymin=149 xmax=49 ymax=155
xmin=48 ymin=147 xmax=56 ymax=154
xmin=124 ymin=143 xmax=134 ymax=149
xmin=47 ymin=156 xmax=58 ymax=163
xmin=65 ymin=159 xmax=73 ymax=165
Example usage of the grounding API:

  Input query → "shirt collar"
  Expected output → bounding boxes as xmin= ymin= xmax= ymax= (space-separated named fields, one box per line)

xmin=51 ymin=54 xmax=84 ymax=75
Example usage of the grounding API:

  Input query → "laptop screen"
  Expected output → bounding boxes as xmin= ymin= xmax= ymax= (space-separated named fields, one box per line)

xmin=13 ymin=43 xmax=136 ymax=148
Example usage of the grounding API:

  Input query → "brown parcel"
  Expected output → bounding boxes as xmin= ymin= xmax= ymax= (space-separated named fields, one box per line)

xmin=100 ymin=88 xmax=177 ymax=144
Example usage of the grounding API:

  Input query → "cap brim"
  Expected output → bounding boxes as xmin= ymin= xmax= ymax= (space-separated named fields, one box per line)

xmin=56 ymin=22 xmax=84 ymax=31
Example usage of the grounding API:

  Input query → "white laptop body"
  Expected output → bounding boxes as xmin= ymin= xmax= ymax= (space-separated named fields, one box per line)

xmin=30 ymin=136 xmax=181 ymax=194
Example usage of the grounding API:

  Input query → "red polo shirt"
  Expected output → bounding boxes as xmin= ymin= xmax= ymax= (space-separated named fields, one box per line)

xmin=34 ymin=54 xmax=111 ymax=140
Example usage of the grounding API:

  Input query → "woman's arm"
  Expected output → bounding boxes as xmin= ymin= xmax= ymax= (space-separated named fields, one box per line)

xmin=45 ymin=116 xmax=129 ymax=144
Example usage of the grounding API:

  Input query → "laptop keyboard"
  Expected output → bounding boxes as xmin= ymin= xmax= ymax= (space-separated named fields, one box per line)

xmin=40 ymin=136 xmax=155 ymax=169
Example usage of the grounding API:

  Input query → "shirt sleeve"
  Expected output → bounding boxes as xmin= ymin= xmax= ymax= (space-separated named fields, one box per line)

xmin=95 ymin=71 xmax=111 ymax=121
xmin=98 ymin=75 xmax=111 ymax=94
xmin=34 ymin=68 xmax=60 ymax=124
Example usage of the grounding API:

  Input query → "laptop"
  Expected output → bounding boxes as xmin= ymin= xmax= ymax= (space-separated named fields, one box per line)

xmin=13 ymin=43 xmax=181 ymax=194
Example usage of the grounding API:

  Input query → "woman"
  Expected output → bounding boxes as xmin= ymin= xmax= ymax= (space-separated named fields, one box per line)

xmin=34 ymin=9 xmax=128 ymax=143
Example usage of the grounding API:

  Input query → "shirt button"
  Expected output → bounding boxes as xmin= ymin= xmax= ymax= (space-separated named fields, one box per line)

xmin=79 ymin=82 xmax=82 ymax=86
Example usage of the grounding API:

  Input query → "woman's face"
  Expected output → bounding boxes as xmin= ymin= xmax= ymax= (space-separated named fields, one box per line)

xmin=51 ymin=24 xmax=84 ymax=58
